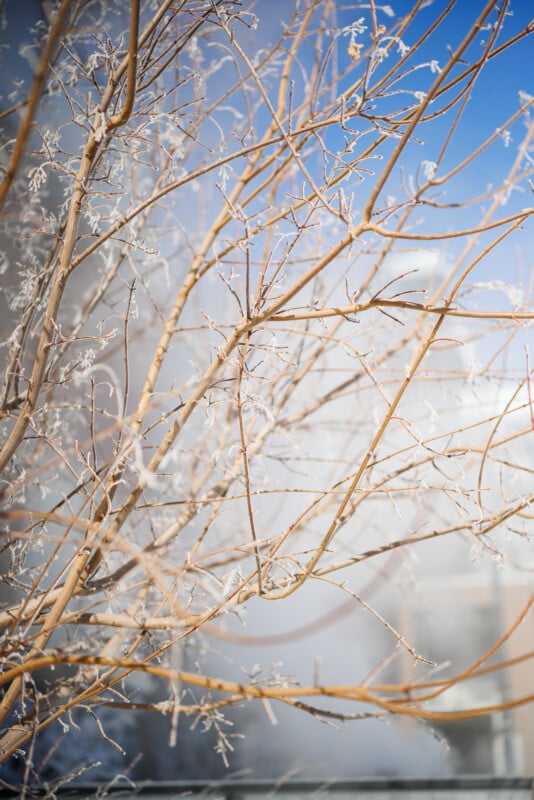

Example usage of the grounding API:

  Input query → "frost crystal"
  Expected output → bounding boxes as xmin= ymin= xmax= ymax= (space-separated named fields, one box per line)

xmin=218 ymin=163 xmax=232 ymax=192
xmin=342 ymin=18 xmax=367 ymax=60
xmin=421 ymin=160 xmax=437 ymax=181
xmin=27 ymin=163 xmax=47 ymax=192
xmin=93 ymin=112 xmax=107 ymax=143
xmin=518 ymin=89 xmax=533 ymax=106
xmin=501 ymin=129 xmax=512 ymax=148
xmin=341 ymin=18 xmax=367 ymax=37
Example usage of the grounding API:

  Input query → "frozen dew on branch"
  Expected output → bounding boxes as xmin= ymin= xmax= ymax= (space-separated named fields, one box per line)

xmin=421 ymin=160 xmax=437 ymax=181
xmin=27 ymin=163 xmax=48 ymax=193
xmin=501 ymin=128 xmax=512 ymax=147
xmin=185 ymin=34 xmax=203 ymax=65
xmin=7 ymin=77 xmax=25 ymax=104
xmin=84 ymin=51 xmax=103 ymax=78
xmin=518 ymin=89 xmax=533 ymax=107
xmin=371 ymin=45 xmax=389 ymax=68
xmin=8 ymin=267 xmax=38 ymax=312
xmin=470 ymin=280 xmax=525 ymax=308
xmin=93 ymin=111 xmax=107 ymax=143
xmin=341 ymin=17 xmax=367 ymax=60
xmin=218 ymin=163 xmax=233 ymax=192
xmin=340 ymin=18 xmax=368 ymax=38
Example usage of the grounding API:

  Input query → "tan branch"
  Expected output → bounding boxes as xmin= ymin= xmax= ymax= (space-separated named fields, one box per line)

xmin=0 ymin=0 xmax=72 ymax=208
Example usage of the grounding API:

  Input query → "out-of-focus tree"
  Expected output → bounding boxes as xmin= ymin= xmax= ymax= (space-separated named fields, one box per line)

xmin=0 ymin=0 xmax=533 ymax=787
